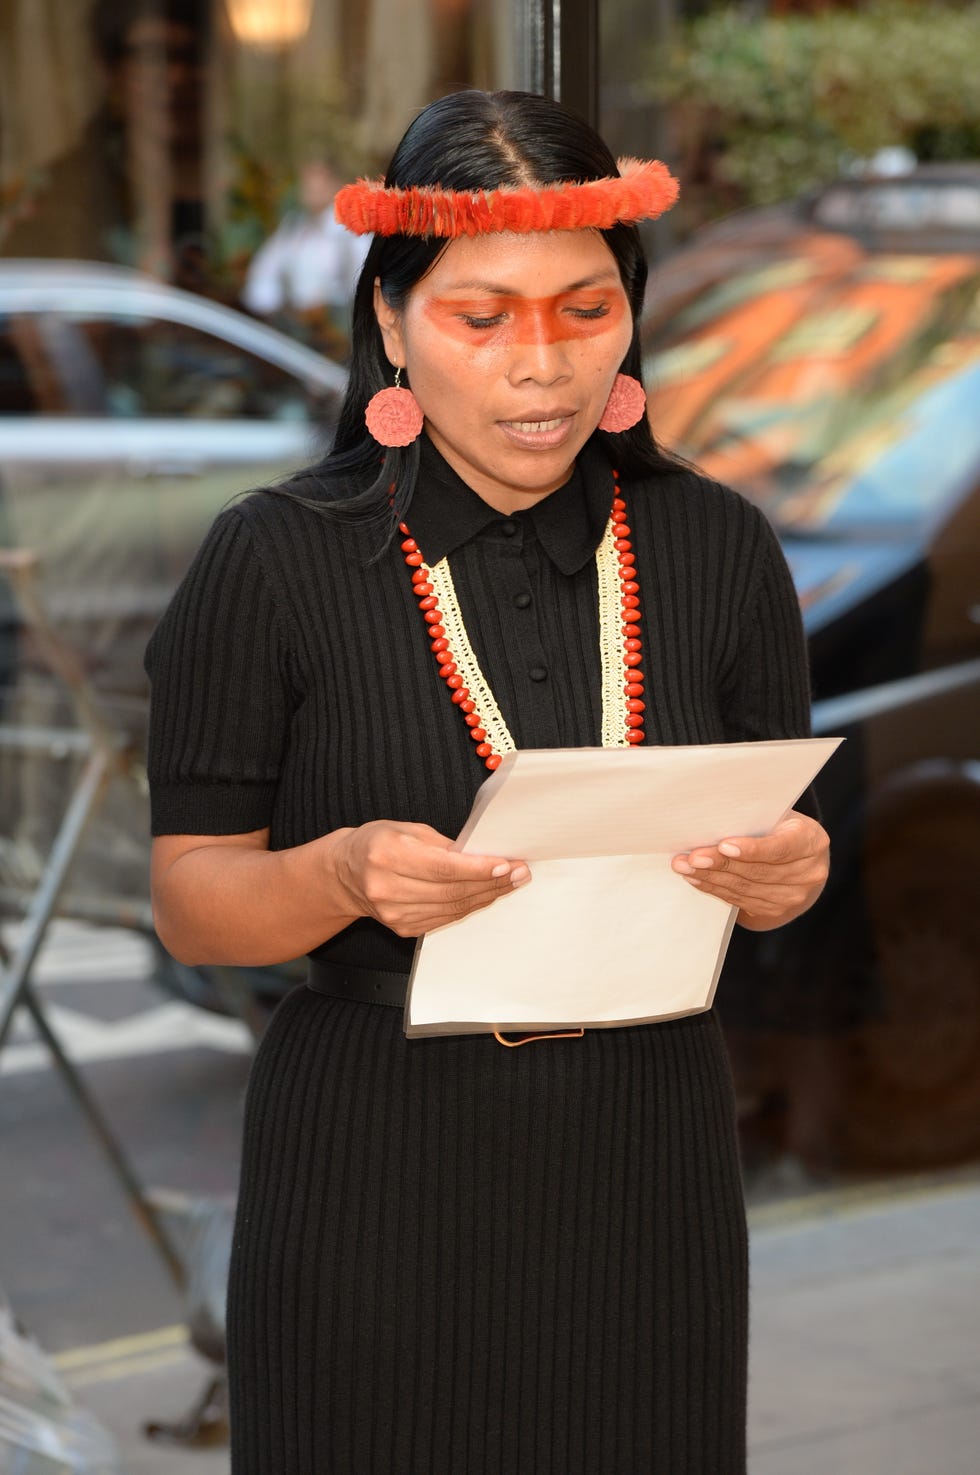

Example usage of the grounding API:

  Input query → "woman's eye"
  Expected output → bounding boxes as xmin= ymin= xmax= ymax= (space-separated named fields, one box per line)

xmin=568 ymin=303 xmax=610 ymax=320
xmin=460 ymin=314 xmax=506 ymax=329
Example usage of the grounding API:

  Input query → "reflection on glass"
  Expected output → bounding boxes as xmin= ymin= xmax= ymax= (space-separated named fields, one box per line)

xmin=0 ymin=0 xmax=517 ymax=355
xmin=0 ymin=264 xmax=343 ymax=932
xmin=225 ymin=0 xmax=315 ymax=47
xmin=644 ymin=242 xmax=980 ymax=536
xmin=0 ymin=0 xmax=520 ymax=923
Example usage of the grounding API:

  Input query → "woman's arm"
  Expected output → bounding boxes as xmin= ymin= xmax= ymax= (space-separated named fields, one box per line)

xmin=151 ymin=822 xmax=530 ymax=967
xmin=145 ymin=510 xmax=528 ymax=967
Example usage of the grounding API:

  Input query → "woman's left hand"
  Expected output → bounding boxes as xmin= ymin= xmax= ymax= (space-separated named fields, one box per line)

xmin=671 ymin=809 xmax=830 ymax=931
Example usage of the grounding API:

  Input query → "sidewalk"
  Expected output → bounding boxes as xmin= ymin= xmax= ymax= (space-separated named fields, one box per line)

xmin=748 ymin=1173 xmax=980 ymax=1474
xmin=56 ymin=1175 xmax=980 ymax=1474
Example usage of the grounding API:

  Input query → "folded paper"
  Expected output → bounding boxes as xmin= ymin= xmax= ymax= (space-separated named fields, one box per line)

xmin=405 ymin=739 xmax=842 ymax=1037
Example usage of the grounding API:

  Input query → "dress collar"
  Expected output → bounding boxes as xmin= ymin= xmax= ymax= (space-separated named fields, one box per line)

xmin=409 ymin=433 xmax=616 ymax=574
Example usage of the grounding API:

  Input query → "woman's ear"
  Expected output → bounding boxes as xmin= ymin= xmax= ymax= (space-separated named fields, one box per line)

xmin=373 ymin=278 xmax=406 ymax=368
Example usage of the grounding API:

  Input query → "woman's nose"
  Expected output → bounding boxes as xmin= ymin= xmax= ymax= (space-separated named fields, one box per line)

xmin=506 ymin=307 xmax=573 ymax=385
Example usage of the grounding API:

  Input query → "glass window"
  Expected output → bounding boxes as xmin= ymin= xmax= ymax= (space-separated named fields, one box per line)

xmin=0 ymin=308 xmax=332 ymax=420
xmin=0 ymin=317 xmax=45 ymax=414
xmin=64 ymin=312 xmax=329 ymax=420
xmin=604 ymin=1 xmax=980 ymax=1205
xmin=643 ymin=251 xmax=980 ymax=533
xmin=0 ymin=0 xmax=522 ymax=361
xmin=599 ymin=0 xmax=682 ymax=262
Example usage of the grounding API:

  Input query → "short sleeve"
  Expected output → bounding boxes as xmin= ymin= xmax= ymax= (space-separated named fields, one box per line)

xmin=144 ymin=506 xmax=293 ymax=835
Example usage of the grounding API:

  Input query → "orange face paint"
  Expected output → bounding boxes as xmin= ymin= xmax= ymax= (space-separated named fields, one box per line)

xmin=424 ymin=290 xmax=629 ymax=347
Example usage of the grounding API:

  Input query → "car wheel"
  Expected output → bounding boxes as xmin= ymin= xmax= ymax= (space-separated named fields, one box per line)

xmin=837 ymin=792 xmax=980 ymax=1169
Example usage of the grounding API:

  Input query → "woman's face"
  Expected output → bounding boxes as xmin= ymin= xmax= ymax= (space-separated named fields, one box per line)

xmin=374 ymin=230 xmax=635 ymax=513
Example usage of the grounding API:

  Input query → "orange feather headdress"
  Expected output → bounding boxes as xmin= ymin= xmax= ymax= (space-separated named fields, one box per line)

xmin=334 ymin=158 xmax=679 ymax=238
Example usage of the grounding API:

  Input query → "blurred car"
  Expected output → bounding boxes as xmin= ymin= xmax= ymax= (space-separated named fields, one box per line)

xmin=0 ymin=261 xmax=344 ymax=951
xmin=641 ymin=165 xmax=980 ymax=1171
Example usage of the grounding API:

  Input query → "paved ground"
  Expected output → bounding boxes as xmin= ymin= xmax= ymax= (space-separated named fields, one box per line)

xmin=42 ymin=1175 xmax=980 ymax=1474
xmin=5 ymin=922 xmax=978 ymax=1471
xmin=748 ymin=1175 xmax=980 ymax=1474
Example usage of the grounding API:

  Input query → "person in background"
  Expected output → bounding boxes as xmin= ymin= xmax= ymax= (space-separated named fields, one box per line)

xmin=241 ymin=159 xmax=370 ymax=359
xmin=1 ymin=0 xmax=208 ymax=285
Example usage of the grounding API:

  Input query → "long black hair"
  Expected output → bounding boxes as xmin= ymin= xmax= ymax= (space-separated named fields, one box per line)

xmin=307 ymin=89 xmax=677 ymax=532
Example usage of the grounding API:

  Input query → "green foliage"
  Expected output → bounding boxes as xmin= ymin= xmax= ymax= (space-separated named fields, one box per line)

xmin=651 ymin=1 xmax=980 ymax=220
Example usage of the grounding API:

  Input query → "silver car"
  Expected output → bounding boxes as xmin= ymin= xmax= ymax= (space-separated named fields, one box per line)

xmin=0 ymin=261 xmax=345 ymax=927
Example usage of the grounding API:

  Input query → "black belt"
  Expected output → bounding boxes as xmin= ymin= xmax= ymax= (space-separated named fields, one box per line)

xmin=307 ymin=960 xmax=588 ymax=1047
xmin=307 ymin=958 xmax=408 ymax=1008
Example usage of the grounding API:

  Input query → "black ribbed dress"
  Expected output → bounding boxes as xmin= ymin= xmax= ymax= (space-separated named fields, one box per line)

xmin=145 ymin=435 xmax=813 ymax=1474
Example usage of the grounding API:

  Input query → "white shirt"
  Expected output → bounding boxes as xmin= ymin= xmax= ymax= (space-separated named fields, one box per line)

xmin=241 ymin=208 xmax=370 ymax=315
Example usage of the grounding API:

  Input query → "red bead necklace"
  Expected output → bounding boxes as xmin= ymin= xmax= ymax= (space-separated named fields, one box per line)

xmin=400 ymin=470 xmax=645 ymax=770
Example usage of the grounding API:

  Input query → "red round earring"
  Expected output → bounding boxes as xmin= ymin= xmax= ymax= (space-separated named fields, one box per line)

xmin=365 ymin=367 xmax=424 ymax=447
xmin=598 ymin=373 xmax=647 ymax=433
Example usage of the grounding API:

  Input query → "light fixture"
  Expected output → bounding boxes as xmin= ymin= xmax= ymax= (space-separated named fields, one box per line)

xmin=225 ymin=0 xmax=315 ymax=47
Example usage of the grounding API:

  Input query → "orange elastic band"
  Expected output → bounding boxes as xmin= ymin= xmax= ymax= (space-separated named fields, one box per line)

xmin=493 ymin=1028 xmax=586 ymax=1048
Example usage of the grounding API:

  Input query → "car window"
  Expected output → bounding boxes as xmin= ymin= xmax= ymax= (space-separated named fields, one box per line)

xmin=69 ymin=311 xmax=327 ymax=420
xmin=0 ymin=315 xmax=55 ymax=413
xmin=1 ymin=308 xmax=330 ymax=421
xmin=646 ymin=254 xmax=980 ymax=534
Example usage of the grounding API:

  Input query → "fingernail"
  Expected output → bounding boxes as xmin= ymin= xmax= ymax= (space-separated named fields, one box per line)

xmin=510 ymin=865 xmax=530 ymax=886
xmin=673 ymin=859 xmax=694 ymax=875
xmin=491 ymin=863 xmax=509 ymax=878
xmin=691 ymin=855 xmax=714 ymax=870
xmin=718 ymin=842 xmax=741 ymax=858
xmin=685 ymin=876 xmax=702 ymax=887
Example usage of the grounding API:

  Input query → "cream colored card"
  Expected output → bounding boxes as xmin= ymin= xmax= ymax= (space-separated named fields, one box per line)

xmin=405 ymin=739 xmax=842 ymax=1036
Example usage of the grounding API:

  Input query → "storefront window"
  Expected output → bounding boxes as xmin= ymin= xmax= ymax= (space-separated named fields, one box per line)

xmin=0 ymin=0 xmax=522 ymax=360
xmin=599 ymin=0 xmax=682 ymax=263
xmin=0 ymin=0 xmax=523 ymax=924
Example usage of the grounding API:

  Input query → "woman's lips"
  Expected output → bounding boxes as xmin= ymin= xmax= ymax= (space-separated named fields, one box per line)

xmin=505 ymin=416 xmax=565 ymax=433
xmin=498 ymin=411 xmax=576 ymax=448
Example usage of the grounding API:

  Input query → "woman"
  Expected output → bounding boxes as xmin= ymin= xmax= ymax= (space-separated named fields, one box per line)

xmin=146 ymin=91 xmax=829 ymax=1473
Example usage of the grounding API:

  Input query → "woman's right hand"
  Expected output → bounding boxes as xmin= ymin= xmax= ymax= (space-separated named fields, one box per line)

xmin=328 ymin=821 xmax=530 ymax=938
xmin=150 ymin=821 xmax=529 ymax=967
